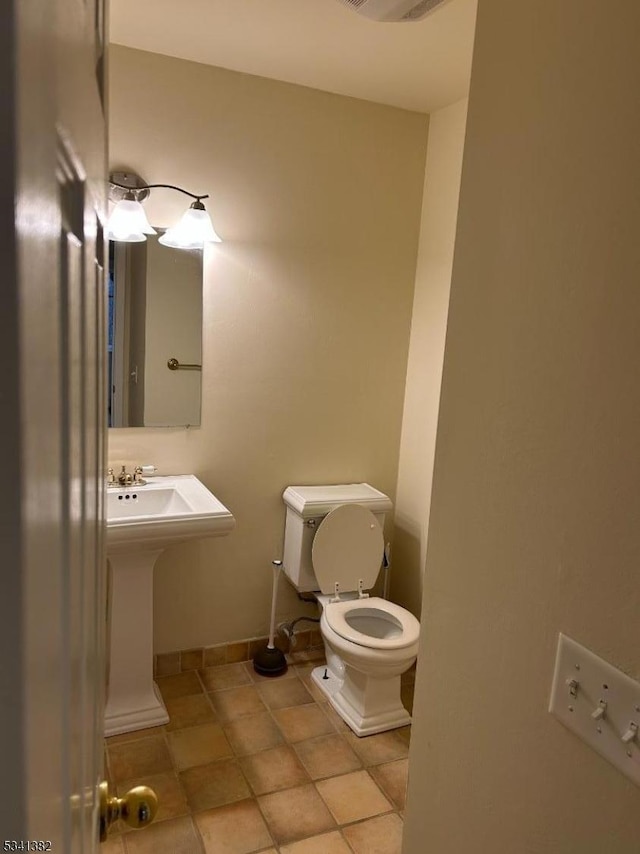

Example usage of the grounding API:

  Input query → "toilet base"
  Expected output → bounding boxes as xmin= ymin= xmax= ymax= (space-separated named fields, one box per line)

xmin=311 ymin=665 xmax=411 ymax=737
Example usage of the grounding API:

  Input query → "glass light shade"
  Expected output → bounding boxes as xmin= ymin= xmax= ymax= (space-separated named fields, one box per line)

xmin=105 ymin=199 xmax=156 ymax=243
xmin=158 ymin=206 xmax=222 ymax=250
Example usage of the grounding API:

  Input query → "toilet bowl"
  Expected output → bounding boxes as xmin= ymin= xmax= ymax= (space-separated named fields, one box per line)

xmin=313 ymin=593 xmax=420 ymax=736
xmin=281 ymin=486 xmax=421 ymax=737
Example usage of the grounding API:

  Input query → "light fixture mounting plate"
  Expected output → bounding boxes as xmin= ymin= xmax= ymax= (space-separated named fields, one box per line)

xmin=109 ymin=171 xmax=150 ymax=203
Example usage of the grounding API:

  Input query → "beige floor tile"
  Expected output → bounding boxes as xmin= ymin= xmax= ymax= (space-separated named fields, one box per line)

xmin=369 ymin=759 xmax=408 ymax=810
xmin=341 ymin=813 xmax=404 ymax=854
xmin=243 ymin=660 xmax=298 ymax=683
xmin=320 ymin=703 xmax=350 ymax=733
xmin=316 ymin=770 xmax=392 ymax=825
xmin=294 ymin=734 xmax=361 ymax=780
xmin=292 ymin=662 xmax=318 ymax=679
xmin=258 ymin=784 xmax=336 ymax=845
xmin=199 ymin=663 xmax=252 ymax=691
xmin=108 ymin=735 xmax=173 ymax=783
xmin=116 ymin=771 xmax=189 ymax=824
xmin=395 ymin=726 xmax=412 ymax=747
xmin=273 ymin=704 xmax=335 ymax=743
xmin=209 ymin=685 xmax=267 ymax=723
xmin=101 ymin=837 xmax=125 ymax=854
xmin=168 ymin=723 xmax=233 ymax=770
xmin=157 ymin=671 xmax=203 ymax=701
xmin=279 ymin=830 xmax=351 ymax=854
xmin=107 ymin=725 xmax=165 ymax=746
xmin=223 ymin=711 xmax=283 ymax=756
xmin=240 ymin=744 xmax=310 ymax=795
xmin=180 ymin=758 xmax=251 ymax=812
xmin=300 ymin=676 xmax=330 ymax=705
xmin=345 ymin=729 xmax=409 ymax=766
xmin=165 ymin=694 xmax=217 ymax=731
xmin=123 ymin=815 xmax=203 ymax=854
xmin=194 ymin=798 xmax=273 ymax=854
xmin=258 ymin=678 xmax=313 ymax=710
xmin=107 ymin=820 xmax=127 ymax=837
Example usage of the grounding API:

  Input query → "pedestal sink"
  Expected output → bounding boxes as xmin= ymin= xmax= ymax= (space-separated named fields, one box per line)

xmin=105 ymin=475 xmax=235 ymax=736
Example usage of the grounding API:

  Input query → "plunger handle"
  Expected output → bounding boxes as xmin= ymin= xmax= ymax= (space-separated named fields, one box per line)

xmin=268 ymin=560 xmax=283 ymax=649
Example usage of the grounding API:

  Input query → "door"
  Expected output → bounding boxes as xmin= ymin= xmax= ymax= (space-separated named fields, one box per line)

xmin=0 ymin=0 xmax=108 ymax=848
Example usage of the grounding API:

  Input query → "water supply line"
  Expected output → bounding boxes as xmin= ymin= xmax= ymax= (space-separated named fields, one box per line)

xmin=278 ymin=615 xmax=320 ymax=649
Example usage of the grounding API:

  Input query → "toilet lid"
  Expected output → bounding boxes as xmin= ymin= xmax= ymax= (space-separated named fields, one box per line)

xmin=311 ymin=503 xmax=384 ymax=596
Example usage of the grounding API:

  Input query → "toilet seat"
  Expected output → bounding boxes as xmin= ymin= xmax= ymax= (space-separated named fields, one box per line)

xmin=324 ymin=597 xmax=420 ymax=651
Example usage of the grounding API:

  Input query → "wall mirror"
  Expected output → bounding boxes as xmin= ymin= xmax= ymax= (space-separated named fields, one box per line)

xmin=107 ymin=234 xmax=203 ymax=427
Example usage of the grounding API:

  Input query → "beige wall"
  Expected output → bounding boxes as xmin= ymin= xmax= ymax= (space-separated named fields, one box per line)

xmin=404 ymin=1 xmax=640 ymax=852
xmin=392 ymin=98 xmax=467 ymax=617
xmin=108 ymin=46 xmax=427 ymax=652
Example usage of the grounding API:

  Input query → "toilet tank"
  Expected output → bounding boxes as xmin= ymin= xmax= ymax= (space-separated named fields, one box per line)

xmin=282 ymin=483 xmax=393 ymax=592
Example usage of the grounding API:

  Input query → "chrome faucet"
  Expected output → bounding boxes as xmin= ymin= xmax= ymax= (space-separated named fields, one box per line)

xmin=107 ymin=464 xmax=155 ymax=487
xmin=107 ymin=466 xmax=157 ymax=487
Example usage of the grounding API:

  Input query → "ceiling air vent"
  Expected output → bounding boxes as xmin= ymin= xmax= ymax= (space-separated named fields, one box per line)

xmin=336 ymin=0 xmax=448 ymax=22
xmin=401 ymin=0 xmax=446 ymax=20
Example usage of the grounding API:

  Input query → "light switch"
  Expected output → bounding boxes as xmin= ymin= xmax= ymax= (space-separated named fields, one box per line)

xmin=549 ymin=633 xmax=640 ymax=786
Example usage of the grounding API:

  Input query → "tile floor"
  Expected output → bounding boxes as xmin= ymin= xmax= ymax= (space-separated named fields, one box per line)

xmin=104 ymin=648 xmax=415 ymax=854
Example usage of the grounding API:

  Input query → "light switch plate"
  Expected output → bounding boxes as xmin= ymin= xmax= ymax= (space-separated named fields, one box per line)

xmin=549 ymin=633 xmax=640 ymax=786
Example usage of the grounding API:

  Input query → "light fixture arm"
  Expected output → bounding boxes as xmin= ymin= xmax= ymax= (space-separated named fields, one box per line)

xmin=109 ymin=179 xmax=209 ymax=202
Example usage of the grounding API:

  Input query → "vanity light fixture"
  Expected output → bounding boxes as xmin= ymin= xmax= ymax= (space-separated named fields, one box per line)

xmin=106 ymin=171 xmax=222 ymax=249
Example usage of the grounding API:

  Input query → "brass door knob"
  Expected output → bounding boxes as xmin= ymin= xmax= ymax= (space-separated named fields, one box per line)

xmin=99 ymin=780 xmax=158 ymax=841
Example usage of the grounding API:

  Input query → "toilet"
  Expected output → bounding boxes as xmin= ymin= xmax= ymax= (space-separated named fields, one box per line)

xmin=282 ymin=484 xmax=420 ymax=736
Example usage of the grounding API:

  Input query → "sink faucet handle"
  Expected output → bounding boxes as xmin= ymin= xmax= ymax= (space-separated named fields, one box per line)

xmin=133 ymin=465 xmax=156 ymax=485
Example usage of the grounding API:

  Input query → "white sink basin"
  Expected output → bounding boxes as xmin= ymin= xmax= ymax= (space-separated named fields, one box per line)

xmin=106 ymin=474 xmax=235 ymax=552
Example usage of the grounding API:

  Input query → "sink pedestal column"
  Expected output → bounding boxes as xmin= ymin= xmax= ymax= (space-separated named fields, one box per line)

xmin=105 ymin=550 xmax=169 ymax=736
